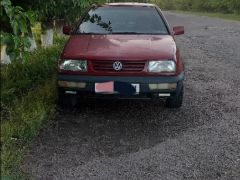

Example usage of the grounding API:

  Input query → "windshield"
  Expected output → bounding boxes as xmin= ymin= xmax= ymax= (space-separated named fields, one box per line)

xmin=76 ymin=6 xmax=169 ymax=35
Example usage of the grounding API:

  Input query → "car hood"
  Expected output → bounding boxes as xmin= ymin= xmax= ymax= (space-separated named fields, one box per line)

xmin=62 ymin=35 xmax=176 ymax=60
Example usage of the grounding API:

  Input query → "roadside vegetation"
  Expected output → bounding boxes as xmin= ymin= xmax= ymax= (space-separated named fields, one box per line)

xmin=0 ymin=0 xmax=103 ymax=178
xmin=152 ymin=0 xmax=240 ymax=21
xmin=112 ymin=0 xmax=240 ymax=20
xmin=150 ymin=0 xmax=240 ymax=14
xmin=1 ymin=37 xmax=66 ymax=179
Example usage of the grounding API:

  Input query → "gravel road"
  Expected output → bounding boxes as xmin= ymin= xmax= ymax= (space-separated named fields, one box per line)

xmin=21 ymin=12 xmax=240 ymax=180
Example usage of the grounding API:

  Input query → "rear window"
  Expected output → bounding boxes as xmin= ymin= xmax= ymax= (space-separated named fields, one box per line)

xmin=76 ymin=6 xmax=169 ymax=35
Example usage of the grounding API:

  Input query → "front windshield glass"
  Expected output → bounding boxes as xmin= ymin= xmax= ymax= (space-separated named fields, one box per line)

xmin=76 ymin=6 xmax=169 ymax=34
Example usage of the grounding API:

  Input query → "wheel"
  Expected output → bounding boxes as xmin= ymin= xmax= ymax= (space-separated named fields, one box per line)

xmin=58 ymin=91 xmax=78 ymax=108
xmin=165 ymin=85 xmax=184 ymax=108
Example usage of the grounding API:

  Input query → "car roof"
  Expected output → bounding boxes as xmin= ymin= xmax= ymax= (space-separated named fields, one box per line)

xmin=103 ymin=2 xmax=156 ymax=7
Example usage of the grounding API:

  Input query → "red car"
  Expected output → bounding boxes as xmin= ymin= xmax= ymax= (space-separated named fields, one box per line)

xmin=58 ymin=3 xmax=185 ymax=108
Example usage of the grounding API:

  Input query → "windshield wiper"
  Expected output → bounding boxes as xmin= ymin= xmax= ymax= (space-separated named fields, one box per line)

xmin=78 ymin=32 xmax=109 ymax=35
xmin=76 ymin=32 xmax=167 ymax=35
xmin=111 ymin=32 xmax=145 ymax=34
xmin=110 ymin=32 xmax=167 ymax=35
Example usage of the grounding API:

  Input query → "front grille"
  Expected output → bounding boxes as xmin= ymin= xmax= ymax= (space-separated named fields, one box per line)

xmin=92 ymin=60 xmax=146 ymax=72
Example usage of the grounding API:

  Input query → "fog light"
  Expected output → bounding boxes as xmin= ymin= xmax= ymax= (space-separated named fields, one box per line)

xmin=149 ymin=84 xmax=158 ymax=90
xmin=58 ymin=81 xmax=86 ymax=88
xmin=157 ymin=83 xmax=170 ymax=89
xmin=65 ymin=91 xmax=77 ymax=94
xmin=168 ymin=83 xmax=177 ymax=90
xmin=149 ymin=83 xmax=177 ymax=90
xmin=159 ymin=93 xmax=171 ymax=97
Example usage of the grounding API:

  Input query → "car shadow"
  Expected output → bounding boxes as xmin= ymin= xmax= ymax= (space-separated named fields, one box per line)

xmin=22 ymin=85 xmax=210 ymax=174
xmin=52 ymin=93 xmax=204 ymax=158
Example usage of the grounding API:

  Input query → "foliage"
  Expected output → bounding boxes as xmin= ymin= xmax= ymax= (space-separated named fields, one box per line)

xmin=1 ymin=0 xmax=105 ymax=61
xmin=1 ymin=37 xmax=66 ymax=178
xmin=0 ymin=0 xmax=36 ymax=61
xmin=1 ymin=79 xmax=57 ymax=179
xmin=12 ymin=0 xmax=106 ymax=26
xmin=0 ymin=37 xmax=66 ymax=119
xmin=114 ymin=0 xmax=240 ymax=15
xmin=148 ymin=0 xmax=240 ymax=14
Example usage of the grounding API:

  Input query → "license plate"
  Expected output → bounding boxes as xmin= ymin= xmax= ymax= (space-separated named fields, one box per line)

xmin=95 ymin=81 xmax=114 ymax=93
xmin=95 ymin=82 xmax=140 ymax=94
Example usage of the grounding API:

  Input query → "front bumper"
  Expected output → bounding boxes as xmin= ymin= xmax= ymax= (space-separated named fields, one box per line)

xmin=58 ymin=72 xmax=184 ymax=98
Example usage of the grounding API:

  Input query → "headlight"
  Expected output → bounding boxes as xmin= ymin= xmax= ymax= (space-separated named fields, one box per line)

xmin=59 ymin=60 xmax=87 ymax=72
xmin=148 ymin=60 xmax=176 ymax=73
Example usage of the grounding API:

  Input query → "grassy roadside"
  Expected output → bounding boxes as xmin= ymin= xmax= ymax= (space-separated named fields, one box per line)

xmin=1 ymin=79 xmax=57 ymax=179
xmin=1 ymin=37 xmax=67 ymax=179
xmin=172 ymin=10 xmax=240 ymax=21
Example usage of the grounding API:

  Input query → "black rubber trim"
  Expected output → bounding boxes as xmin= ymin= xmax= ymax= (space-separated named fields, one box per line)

xmin=58 ymin=72 xmax=184 ymax=83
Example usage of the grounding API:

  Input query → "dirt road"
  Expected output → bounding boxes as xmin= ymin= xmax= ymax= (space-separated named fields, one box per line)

xmin=21 ymin=12 xmax=240 ymax=180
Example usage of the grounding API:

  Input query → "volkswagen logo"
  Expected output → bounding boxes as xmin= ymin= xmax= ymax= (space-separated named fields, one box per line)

xmin=113 ymin=61 xmax=123 ymax=71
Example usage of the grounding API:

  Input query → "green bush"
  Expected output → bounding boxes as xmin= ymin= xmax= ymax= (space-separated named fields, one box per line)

xmin=148 ymin=0 xmax=240 ymax=14
xmin=1 ymin=37 xmax=67 ymax=178
xmin=1 ymin=37 xmax=66 ymax=120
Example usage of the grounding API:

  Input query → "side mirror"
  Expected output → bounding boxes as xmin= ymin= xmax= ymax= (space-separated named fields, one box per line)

xmin=173 ymin=26 xmax=184 ymax=36
xmin=63 ymin=26 xmax=72 ymax=35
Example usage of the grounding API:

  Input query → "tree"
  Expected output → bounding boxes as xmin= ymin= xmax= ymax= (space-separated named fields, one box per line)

xmin=12 ymin=0 xmax=106 ymax=47
xmin=1 ymin=0 xmax=35 ymax=63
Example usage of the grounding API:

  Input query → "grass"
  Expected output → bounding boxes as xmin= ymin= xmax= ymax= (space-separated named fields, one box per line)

xmin=1 ymin=79 xmax=57 ymax=179
xmin=172 ymin=10 xmax=240 ymax=21
xmin=1 ymin=36 xmax=66 ymax=117
xmin=1 ymin=37 xmax=67 ymax=179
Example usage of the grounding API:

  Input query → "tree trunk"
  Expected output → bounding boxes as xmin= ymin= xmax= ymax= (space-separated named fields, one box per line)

xmin=26 ymin=25 xmax=37 ymax=51
xmin=41 ymin=29 xmax=53 ymax=47
xmin=27 ymin=37 xmax=37 ymax=51
xmin=54 ymin=19 xmax=66 ymax=36
xmin=1 ymin=45 xmax=11 ymax=64
xmin=41 ymin=20 xmax=54 ymax=47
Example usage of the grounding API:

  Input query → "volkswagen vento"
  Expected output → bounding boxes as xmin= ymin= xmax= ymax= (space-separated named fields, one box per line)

xmin=58 ymin=3 xmax=185 ymax=108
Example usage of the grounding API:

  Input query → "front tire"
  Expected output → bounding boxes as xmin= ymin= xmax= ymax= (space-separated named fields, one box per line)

xmin=165 ymin=85 xmax=184 ymax=108
xmin=58 ymin=91 xmax=78 ymax=108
